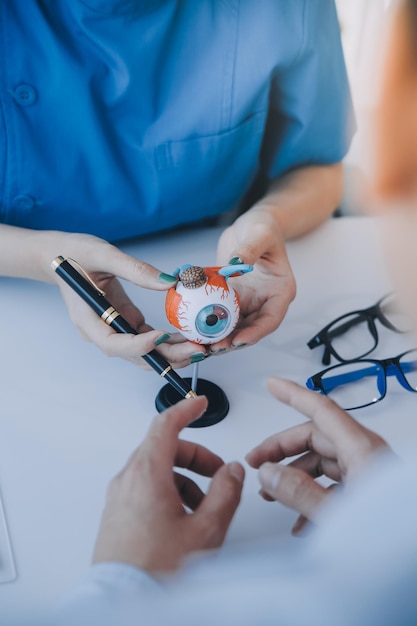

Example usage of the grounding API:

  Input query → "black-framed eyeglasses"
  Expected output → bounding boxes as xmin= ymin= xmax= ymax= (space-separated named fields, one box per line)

xmin=306 ymin=348 xmax=417 ymax=410
xmin=307 ymin=294 xmax=412 ymax=366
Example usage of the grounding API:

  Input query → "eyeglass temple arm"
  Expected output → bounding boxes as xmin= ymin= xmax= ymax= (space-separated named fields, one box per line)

xmin=400 ymin=361 xmax=417 ymax=375
xmin=306 ymin=364 xmax=380 ymax=394
xmin=307 ymin=359 xmax=417 ymax=395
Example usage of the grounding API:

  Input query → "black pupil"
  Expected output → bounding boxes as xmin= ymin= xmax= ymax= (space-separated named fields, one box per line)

xmin=206 ymin=314 xmax=218 ymax=327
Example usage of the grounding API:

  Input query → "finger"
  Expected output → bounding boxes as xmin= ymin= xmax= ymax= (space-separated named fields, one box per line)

xmin=154 ymin=340 xmax=209 ymax=369
xmin=86 ymin=323 xmax=176 ymax=365
xmin=93 ymin=245 xmax=178 ymax=292
xmin=195 ymin=462 xmax=245 ymax=547
xmin=159 ymin=332 xmax=189 ymax=345
xmin=99 ymin=278 xmax=147 ymax=330
xmin=226 ymin=219 xmax=280 ymax=267
xmin=246 ymin=422 xmax=316 ymax=468
xmin=291 ymin=482 xmax=341 ymax=536
xmin=76 ymin=310 xmax=202 ymax=370
xmin=289 ymin=451 xmax=343 ymax=483
xmin=266 ymin=377 xmax=383 ymax=458
xmin=207 ymin=296 xmax=287 ymax=351
xmin=175 ymin=440 xmax=224 ymax=477
xmin=173 ymin=472 xmax=205 ymax=511
xmin=105 ymin=332 xmax=206 ymax=369
xmin=246 ymin=420 xmax=338 ymax=470
xmin=258 ymin=488 xmax=276 ymax=502
xmin=258 ymin=462 xmax=328 ymax=521
xmin=69 ymin=302 xmax=198 ymax=370
xmin=61 ymin=282 xmax=174 ymax=363
xmin=114 ymin=328 xmax=209 ymax=369
xmin=291 ymin=514 xmax=310 ymax=537
xmin=129 ymin=396 xmax=209 ymax=473
xmin=230 ymin=294 xmax=290 ymax=347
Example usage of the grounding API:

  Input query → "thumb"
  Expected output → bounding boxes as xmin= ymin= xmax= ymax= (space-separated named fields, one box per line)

xmin=227 ymin=249 xmax=261 ymax=269
xmin=258 ymin=462 xmax=329 ymax=521
xmin=227 ymin=220 xmax=279 ymax=267
xmin=195 ymin=462 xmax=245 ymax=548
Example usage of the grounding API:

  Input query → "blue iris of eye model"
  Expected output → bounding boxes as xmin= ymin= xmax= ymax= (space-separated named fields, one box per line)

xmin=195 ymin=304 xmax=231 ymax=338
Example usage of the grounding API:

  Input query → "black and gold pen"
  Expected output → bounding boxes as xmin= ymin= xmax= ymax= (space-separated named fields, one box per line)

xmin=51 ymin=256 xmax=197 ymax=399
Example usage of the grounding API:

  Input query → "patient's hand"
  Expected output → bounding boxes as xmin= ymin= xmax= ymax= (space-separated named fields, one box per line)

xmin=93 ymin=396 xmax=244 ymax=574
xmin=246 ymin=378 xmax=390 ymax=534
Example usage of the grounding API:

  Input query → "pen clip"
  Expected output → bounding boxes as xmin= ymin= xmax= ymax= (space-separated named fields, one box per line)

xmin=65 ymin=258 xmax=106 ymax=296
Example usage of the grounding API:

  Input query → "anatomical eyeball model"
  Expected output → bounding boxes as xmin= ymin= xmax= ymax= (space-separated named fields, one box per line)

xmin=165 ymin=263 xmax=253 ymax=345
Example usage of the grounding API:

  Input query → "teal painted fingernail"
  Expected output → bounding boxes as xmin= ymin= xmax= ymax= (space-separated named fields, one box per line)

xmin=233 ymin=343 xmax=248 ymax=349
xmin=158 ymin=272 xmax=178 ymax=284
xmin=154 ymin=333 xmax=171 ymax=346
xmin=211 ymin=348 xmax=227 ymax=355
xmin=190 ymin=352 xmax=206 ymax=363
xmin=229 ymin=257 xmax=244 ymax=265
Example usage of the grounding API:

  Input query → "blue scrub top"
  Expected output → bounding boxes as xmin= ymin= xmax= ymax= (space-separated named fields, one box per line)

xmin=0 ymin=0 xmax=353 ymax=242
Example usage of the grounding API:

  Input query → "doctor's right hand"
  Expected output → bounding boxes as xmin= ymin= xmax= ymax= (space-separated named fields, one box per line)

xmin=41 ymin=231 xmax=209 ymax=368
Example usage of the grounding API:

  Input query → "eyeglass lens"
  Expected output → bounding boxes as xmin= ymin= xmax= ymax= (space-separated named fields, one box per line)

xmin=399 ymin=351 xmax=417 ymax=388
xmin=326 ymin=294 xmax=412 ymax=362
xmin=320 ymin=361 xmax=383 ymax=409
xmin=326 ymin=313 xmax=377 ymax=361
xmin=318 ymin=349 xmax=417 ymax=410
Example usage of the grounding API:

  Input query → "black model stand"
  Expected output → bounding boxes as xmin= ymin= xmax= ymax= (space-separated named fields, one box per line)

xmin=155 ymin=364 xmax=229 ymax=428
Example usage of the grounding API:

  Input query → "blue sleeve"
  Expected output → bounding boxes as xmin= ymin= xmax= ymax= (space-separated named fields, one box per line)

xmin=265 ymin=0 xmax=355 ymax=177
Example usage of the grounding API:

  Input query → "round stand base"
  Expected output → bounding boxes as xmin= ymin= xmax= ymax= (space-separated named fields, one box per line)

xmin=155 ymin=378 xmax=229 ymax=428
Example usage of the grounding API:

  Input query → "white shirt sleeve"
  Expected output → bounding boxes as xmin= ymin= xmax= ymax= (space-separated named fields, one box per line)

xmin=53 ymin=562 xmax=164 ymax=626
xmin=54 ymin=451 xmax=417 ymax=626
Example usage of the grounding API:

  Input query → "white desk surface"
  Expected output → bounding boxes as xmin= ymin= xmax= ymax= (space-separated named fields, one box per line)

xmin=1 ymin=216 xmax=417 ymax=612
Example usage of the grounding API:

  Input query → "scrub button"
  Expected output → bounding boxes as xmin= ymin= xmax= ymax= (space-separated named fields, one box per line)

xmin=12 ymin=84 xmax=37 ymax=106
xmin=13 ymin=194 xmax=36 ymax=211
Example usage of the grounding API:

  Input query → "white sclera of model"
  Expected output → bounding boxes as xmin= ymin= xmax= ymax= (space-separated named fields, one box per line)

xmin=165 ymin=264 xmax=253 ymax=345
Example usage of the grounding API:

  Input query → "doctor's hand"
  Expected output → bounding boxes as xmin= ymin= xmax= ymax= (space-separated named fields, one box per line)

xmin=246 ymin=378 xmax=390 ymax=535
xmin=214 ymin=207 xmax=296 ymax=352
xmin=92 ymin=396 xmax=245 ymax=574
xmin=47 ymin=232 xmax=205 ymax=369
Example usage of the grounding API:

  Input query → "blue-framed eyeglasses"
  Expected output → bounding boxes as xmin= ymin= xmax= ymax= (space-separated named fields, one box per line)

xmin=306 ymin=349 xmax=417 ymax=410
xmin=307 ymin=294 xmax=412 ymax=365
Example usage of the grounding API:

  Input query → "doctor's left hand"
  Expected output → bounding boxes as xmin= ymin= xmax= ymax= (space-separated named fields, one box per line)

xmin=92 ymin=396 xmax=245 ymax=574
xmin=214 ymin=207 xmax=296 ymax=352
